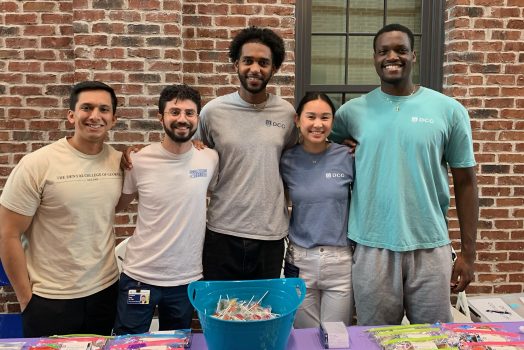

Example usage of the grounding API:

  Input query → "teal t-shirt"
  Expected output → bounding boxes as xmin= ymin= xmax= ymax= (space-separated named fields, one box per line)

xmin=330 ymin=87 xmax=476 ymax=251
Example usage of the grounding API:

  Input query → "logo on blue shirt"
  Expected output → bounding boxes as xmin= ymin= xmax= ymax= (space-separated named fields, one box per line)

xmin=189 ymin=169 xmax=208 ymax=178
xmin=325 ymin=172 xmax=346 ymax=179
xmin=411 ymin=116 xmax=434 ymax=124
xmin=265 ymin=120 xmax=286 ymax=129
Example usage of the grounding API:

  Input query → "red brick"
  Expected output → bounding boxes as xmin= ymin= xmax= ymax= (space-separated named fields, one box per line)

xmin=491 ymin=7 xmax=521 ymax=17
xmin=496 ymin=198 xmax=524 ymax=207
xmin=148 ymin=61 xmax=182 ymax=72
xmin=41 ymin=14 xmax=73 ymax=24
xmin=128 ymin=0 xmax=160 ymax=10
xmin=0 ymin=97 xmax=22 ymax=107
xmin=509 ymin=274 xmax=524 ymax=283
xmin=504 ymin=64 xmax=524 ymax=74
xmin=507 ymin=19 xmax=524 ymax=29
xmin=0 ymin=73 xmax=23 ymax=84
xmin=74 ymin=35 xmax=108 ymax=46
xmin=73 ymin=10 xmax=105 ymax=21
xmin=93 ymin=48 xmax=126 ymax=59
xmin=491 ymin=30 xmax=522 ymax=41
xmin=75 ymin=60 xmax=109 ymax=70
xmin=482 ymin=120 xmax=513 ymax=130
xmin=214 ymin=16 xmax=248 ymax=27
xmin=473 ymin=18 xmax=504 ymax=28
xmin=110 ymin=61 xmax=144 ymax=71
xmin=109 ymin=11 xmax=141 ymax=22
xmin=197 ymin=4 xmax=228 ymax=15
xmin=26 ymin=97 xmax=59 ymax=107
xmin=23 ymin=1 xmax=57 ymax=11
xmin=495 ymin=241 xmax=524 ymax=251
xmin=501 ymin=109 xmax=523 ymax=118
xmin=5 ymin=14 xmax=37 ymax=25
xmin=23 ymin=25 xmax=56 ymax=36
xmin=493 ymin=284 xmax=523 ymax=293
xmin=43 ymin=62 xmax=75 ymax=72
xmin=486 ymin=76 xmax=516 ymax=86
xmin=24 ymin=50 xmax=58 ymax=61
xmin=0 ymin=2 xmax=18 ymax=11
xmin=477 ymin=274 xmax=506 ymax=283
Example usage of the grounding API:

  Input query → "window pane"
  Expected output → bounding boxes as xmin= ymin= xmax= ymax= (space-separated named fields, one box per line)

xmin=312 ymin=0 xmax=346 ymax=33
xmin=412 ymin=37 xmax=421 ymax=84
xmin=349 ymin=0 xmax=383 ymax=33
xmin=387 ymin=0 xmax=421 ymax=32
xmin=327 ymin=93 xmax=343 ymax=111
xmin=347 ymin=36 xmax=380 ymax=85
xmin=311 ymin=36 xmax=345 ymax=85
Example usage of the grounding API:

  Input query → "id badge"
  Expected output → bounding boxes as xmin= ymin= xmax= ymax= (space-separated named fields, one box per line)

xmin=127 ymin=289 xmax=150 ymax=305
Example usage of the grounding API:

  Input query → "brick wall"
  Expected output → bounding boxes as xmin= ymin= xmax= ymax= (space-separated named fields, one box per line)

xmin=444 ymin=0 xmax=524 ymax=294
xmin=0 ymin=0 xmax=296 ymax=313
xmin=0 ymin=0 xmax=522 ymax=314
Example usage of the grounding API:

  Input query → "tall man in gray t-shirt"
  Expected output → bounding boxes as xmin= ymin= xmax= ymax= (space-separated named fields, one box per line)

xmin=197 ymin=26 xmax=297 ymax=280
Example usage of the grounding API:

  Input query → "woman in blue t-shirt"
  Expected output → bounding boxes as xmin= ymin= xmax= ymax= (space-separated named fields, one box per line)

xmin=280 ymin=92 xmax=355 ymax=328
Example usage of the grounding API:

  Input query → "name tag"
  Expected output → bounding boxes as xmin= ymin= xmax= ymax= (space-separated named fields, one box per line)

xmin=127 ymin=289 xmax=150 ymax=305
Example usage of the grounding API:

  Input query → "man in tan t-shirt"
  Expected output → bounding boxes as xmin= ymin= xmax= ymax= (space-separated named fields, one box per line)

xmin=0 ymin=81 xmax=122 ymax=337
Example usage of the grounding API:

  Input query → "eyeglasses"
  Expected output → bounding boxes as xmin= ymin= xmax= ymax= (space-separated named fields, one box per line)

xmin=164 ymin=108 xmax=198 ymax=118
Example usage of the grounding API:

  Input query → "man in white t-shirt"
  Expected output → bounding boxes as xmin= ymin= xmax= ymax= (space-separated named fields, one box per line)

xmin=113 ymin=84 xmax=218 ymax=334
xmin=0 ymin=81 xmax=122 ymax=337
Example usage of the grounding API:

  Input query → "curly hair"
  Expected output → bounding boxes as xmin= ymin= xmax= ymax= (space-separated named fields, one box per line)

xmin=228 ymin=26 xmax=286 ymax=70
xmin=158 ymin=84 xmax=201 ymax=114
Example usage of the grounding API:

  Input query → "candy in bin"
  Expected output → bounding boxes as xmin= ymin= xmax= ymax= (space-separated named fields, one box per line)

xmin=211 ymin=291 xmax=280 ymax=321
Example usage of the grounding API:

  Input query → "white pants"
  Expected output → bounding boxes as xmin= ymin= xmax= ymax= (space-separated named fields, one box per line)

xmin=287 ymin=243 xmax=353 ymax=329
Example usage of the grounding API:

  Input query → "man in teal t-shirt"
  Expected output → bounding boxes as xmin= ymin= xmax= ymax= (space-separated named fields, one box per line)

xmin=330 ymin=24 xmax=478 ymax=325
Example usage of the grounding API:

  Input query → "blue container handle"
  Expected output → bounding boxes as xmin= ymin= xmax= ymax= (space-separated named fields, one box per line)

xmin=188 ymin=280 xmax=208 ymax=303
xmin=292 ymin=278 xmax=306 ymax=305
xmin=188 ymin=278 xmax=307 ymax=310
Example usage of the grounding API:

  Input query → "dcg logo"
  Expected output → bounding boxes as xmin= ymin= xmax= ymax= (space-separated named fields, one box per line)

xmin=265 ymin=120 xmax=286 ymax=129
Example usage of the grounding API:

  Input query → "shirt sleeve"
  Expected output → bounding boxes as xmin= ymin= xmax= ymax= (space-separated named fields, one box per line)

xmin=445 ymin=104 xmax=476 ymax=168
xmin=122 ymin=153 xmax=138 ymax=195
xmin=330 ymin=106 xmax=352 ymax=144
xmin=195 ymin=105 xmax=214 ymax=148
xmin=0 ymin=157 xmax=43 ymax=217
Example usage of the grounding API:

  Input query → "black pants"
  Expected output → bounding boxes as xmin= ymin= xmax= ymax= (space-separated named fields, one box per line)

xmin=22 ymin=282 xmax=118 ymax=337
xmin=202 ymin=228 xmax=285 ymax=281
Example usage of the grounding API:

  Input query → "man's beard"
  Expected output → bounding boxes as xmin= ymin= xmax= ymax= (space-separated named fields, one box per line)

xmin=238 ymin=72 xmax=272 ymax=94
xmin=163 ymin=120 xmax=197 ymax=143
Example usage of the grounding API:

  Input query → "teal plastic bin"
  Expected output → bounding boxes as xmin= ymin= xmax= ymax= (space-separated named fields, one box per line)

xmin=188 ymin=278 xmax=306 ymax=350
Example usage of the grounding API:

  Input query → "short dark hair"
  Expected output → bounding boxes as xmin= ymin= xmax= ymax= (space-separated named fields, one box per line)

xmin=158 ymin=84 xmax=201 ymax=114
xmin=69 ymin=81 xmax=117 ymax=114
xmin=296 ymin=92 xmax=336 ymax=117
xmin=228 ymin=26 xmax=286 ymax=70
xmin=373 ymin=23 xmax=415 ymax=52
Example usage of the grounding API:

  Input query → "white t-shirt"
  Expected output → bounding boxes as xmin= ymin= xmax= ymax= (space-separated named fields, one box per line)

xmin=122 ymin=144 xmax=218 ymax=286
xmin=0 ymin=137 xmax=122 ymax=298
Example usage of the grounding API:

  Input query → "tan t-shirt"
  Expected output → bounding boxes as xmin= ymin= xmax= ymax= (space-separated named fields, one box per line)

xmin=0 ymin=137 xmax=122 ymax=299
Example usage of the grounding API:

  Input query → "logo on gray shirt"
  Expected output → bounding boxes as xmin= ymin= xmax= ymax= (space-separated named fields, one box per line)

xmin=265 ymin=120 xmax=286 ymax=129
xmin=189 ymin=169 xmax=208 ymax=178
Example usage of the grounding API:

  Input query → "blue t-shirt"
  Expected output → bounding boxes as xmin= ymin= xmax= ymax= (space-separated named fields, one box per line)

xmin=280 ymin=143 xmax=354 ymax=248
xmin=330 ymin=87 xmax=476 ymax=251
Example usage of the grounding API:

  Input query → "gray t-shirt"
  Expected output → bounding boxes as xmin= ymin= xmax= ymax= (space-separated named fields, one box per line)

xmin=280 ymin=143 xmax=354 ymax=248
xmin=197 ymin=91 xmax=297 ymax=240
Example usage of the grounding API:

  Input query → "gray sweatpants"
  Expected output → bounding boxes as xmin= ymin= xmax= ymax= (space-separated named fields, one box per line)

xmin=352 ymin=244 xmax=453 ymax=326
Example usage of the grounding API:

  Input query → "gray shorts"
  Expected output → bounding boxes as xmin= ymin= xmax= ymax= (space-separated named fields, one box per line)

xmin=352 ymin=244 xmax=453 ymax=325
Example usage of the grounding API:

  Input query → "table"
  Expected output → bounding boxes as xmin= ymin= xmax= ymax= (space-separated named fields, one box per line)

xmin=190 ymin=322 xmax=524 ymax=349
xmin=468 ymin=293 xmax=524 ymax=321
xmin=1 ymin=322 xmax=523 ymax=349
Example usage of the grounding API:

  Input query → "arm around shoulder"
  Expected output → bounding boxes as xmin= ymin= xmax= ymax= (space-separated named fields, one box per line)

xmin=0 ymin=205 xmax=34 ymax=311
xmin=115 ymin=193 xmax=137 ymax=212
